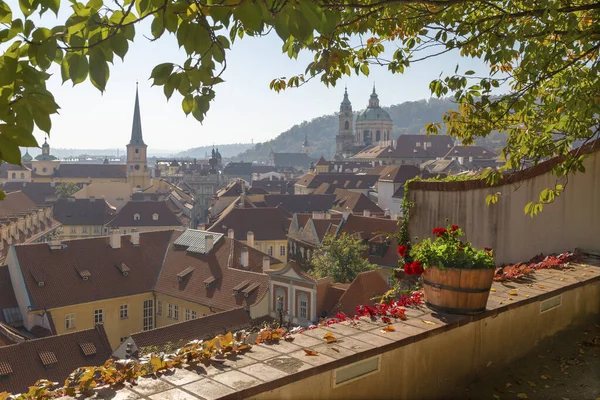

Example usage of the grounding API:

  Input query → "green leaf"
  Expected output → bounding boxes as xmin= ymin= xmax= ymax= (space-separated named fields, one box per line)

xmin=33 ymin=108 xmax=52 ymax=133
xmin=181 ymin=94 xmax=193 ymax=115
xmin=191 ymin=95 xmax=209 ymax=122
xmin=151 ymin=15 xmax=164 ymax=38
xmin=164 ymin=73 xmax=181 ymax=100
xmin=36 ymin=38 xmax=57 ymax=70
xmin=150 ymin=63 xmax=173 ymax=86
xmin=0 ymin=131 xmax=24 ymax=164
xmin=0 ymin=1 xmax=12 ymax=24
xmin=465 ymin=70 xmax=475 ymax=75
xmin=89 ymin=49 xmax=109 ymax=91
xmin=18 ymin=0 xmax=34 ymax=17
xmin=0 ymin=55 xmax=17 ymax=86
xmin=110 ymin=34 xmax=129 ymax=60
xmin=69 ymin=53 xmax=89 ymax=85
xmin=360 ymin=63 xmax=370 ymax=76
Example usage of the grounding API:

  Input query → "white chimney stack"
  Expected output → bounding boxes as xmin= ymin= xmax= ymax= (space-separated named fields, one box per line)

xmin=130 ymin=229 xmax=140 ymax=246
xmin=384 ymin=209 xmax=390 ymax=217
xmin=228 ymin=228 xmax=234 ymax=239
xmin=343 ymin=207 xmax=351 ymax=220
xmin=363 ymin=209 xmax=371 ymax=217
xmin=247 ymin=231 xmax=254 ymax=248
xmin=262 ymin=256 xmax=270 ymax=271
xmin=241 ymin=247 xmax=249 ymax=269
xmin=205 ymin=235 xmax=214 ymax=252
xmin=109 ymin=229 xmax=121 ymax=249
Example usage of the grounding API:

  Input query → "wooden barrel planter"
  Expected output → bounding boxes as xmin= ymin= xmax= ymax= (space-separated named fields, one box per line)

xmin=422 ymin=267 xmax=495 ymax=314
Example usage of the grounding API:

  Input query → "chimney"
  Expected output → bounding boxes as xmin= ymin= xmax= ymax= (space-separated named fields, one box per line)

xmin=205 ymin=235 xmax=214 ymax=252
xmin=90 ymin=197 xmax=95 ymax=202
xmin=363 ymin=209 xmax=371 ymax=217
xmin=262 ymin=256 xmax=270 ymax=271
xmin=241 ymin=247 xmax=249 ymax=269
xmin=109 ymin=229 xmax=121 ymax=249
xmin=342 ymin=207 xmax=351 ymax=220
xmin=247 ymin=231 xmax=254 ymax=248
xmin=384 ymin=209 xmax=390 ymax=217
xmin=130 ymin=229 xmax=139 ymax=246
xmin=50 ymin=181 xmax=55 ymax=187
xmin=228 ymin=228 xmax=234 ymax=239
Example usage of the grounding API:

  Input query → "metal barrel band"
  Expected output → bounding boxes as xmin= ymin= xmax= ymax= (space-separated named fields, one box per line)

xmin=425 ymin=302 xmax=487 ymax=315
xmin=423 ymin=279 xmax=491 ymax=294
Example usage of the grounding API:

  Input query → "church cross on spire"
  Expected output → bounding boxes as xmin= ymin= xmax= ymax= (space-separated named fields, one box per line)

xmin=129 ymin=84 xmax=145 ymax=146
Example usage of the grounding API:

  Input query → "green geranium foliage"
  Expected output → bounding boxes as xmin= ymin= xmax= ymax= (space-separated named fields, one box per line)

xmin=408 ymin=224 xmax=496 ymax=271
xmin=0 ymin=0 xmax=598 ymax=210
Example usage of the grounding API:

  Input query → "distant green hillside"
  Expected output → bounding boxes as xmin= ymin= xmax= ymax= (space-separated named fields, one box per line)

xmin=176 ymin=143 xmax=254 ymax=159
xmin=232 ymin=98 xmax=460 ymax=162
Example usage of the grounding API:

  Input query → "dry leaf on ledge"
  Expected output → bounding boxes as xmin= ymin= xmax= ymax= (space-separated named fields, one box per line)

xmin=508 ymin=290 xmax=518 ymax=296
xmin=422 ymin=320 xmax=436 ymax=325
xmin=303 ymin=349 xmax=318 ymax=356
xmin=381 ymin=325 xmax=395 ymax=332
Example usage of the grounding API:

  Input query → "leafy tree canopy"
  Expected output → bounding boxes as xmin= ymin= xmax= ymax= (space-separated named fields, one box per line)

xmin=0 ymin=0 xmax=598 ymax=212
xmin=310 ymin=232 xmax=375 ymax=283
xmin=55 ymin=181 xmax=80 ymax=198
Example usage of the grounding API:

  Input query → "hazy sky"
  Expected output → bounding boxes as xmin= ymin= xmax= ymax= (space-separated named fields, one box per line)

xmin=17 ymin=4 xmax=491 ymax=152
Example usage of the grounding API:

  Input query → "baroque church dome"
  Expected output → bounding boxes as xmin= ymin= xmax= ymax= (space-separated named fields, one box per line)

xmin=356 ymin=87 xmax=392 ymax=121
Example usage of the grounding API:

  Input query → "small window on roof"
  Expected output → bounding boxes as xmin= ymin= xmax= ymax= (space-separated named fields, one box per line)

xmin=0 ymin=361 xmax=13 ymax=377
xmin=38 ymin=351 xmax=58 ymax=369
xmin=133 ymin=213 xmax=140 ymax=221
xmin=152 ymin=213 xmax=159 ymax=220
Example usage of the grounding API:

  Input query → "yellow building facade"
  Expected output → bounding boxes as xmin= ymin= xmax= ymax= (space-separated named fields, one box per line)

xmin=45 ymin=292 xmax=155 ymax=349
xmin=154 ymin=294 xmax=214 ymax=329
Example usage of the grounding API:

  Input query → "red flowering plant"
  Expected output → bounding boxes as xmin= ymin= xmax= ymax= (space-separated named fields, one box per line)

xmin=401 ymin=223 xmax=495 ymax=275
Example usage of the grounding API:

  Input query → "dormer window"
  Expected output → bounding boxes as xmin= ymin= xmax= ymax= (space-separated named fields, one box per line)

xmin=152 ymin=213 xmax=159 ymax=221
xmin=133 ymin=213 xmax=140 ymax=221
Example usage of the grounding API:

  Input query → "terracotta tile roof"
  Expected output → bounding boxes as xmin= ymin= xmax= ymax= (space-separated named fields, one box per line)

xmin=331 ymin=189 xmax=383 ymax=214
xmin=0 ymin=266 xmax=17 ymax=311
xmin=366 ymin=165 xmax=397 ymax=177
xmin=12 ymin=230 xmax=173 ymax=310
xmin=52 ymin=163 xmax=127 ymax=179
xmin=391 ymin=135 xmax=454 ymax=158
xmin=155 ymin=232 xmax=276 ymax=310
xmin=106 ymin=201 xmax=183 ymax=227
xmin=262 ymin=194 xmax=336 ymax=213
xmin=443 ymin=145 xmax=497 ymax=159
xmin=208 ymin=207 xmax=290 ymax=241
xmin=332 ymin=270 xmax=390 ymax=316
xmin=311 ymin=219 xmax=336 ymax=242
xmin=0 ymin=325 xmax=112 ymax=395
xmin=296 ymin=173 xmax=379 ymax=192
xmin=0 ymin=192 xmax=37 ymax=218
xmin=250 ymin=180 xmax=295 ymax=195
xmin=222 ymin=162 xmax=253 ymax=177
xmin=351 ymin=145 xmax=395 ymax=159
xmin=378 ymin=165 xmax=421 ymax=183
xmin=337 ymin=214 xmax=398 ymax=239
xmin=319 ymin=285 xmax=346 ymax=317
xmin=312 ymin=182 xmax=335 ymax=194
xmin=52 ymin=198 xmax=115 ymax=226
xmin=1 ymin=182 xmax=58 ymax=205
xmin=127 ymin=308 xmax=254 ymax=353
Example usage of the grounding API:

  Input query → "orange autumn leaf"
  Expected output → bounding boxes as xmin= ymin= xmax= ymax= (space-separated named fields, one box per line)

xmin=323 ymin=332 xmax=337 ymax=343
xmin=381 ymin=325 xmax=395 ymax=332
xmin=422 ymin=320 xmax=436 ymax=325
xmin=508 ymin=290 xmax=518 ymax=296
xmin=303 ymin=349 xmax=318 ymax=356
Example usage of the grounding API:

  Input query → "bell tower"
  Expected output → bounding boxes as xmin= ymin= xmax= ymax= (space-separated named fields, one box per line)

xmin=335 ymin=87 xmax=354 ymax=159
xmin=126 ymin=83 xmax=150 ymax=189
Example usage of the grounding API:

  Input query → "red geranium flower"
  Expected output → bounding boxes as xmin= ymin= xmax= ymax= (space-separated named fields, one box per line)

xmin=457 ymin=245 xmax=463 ymax=251
xmin=411 ymin=261 xmax=424 ymax=275
xmin=397 ymin=244 xmax=407 ymax=257
xmin=451 ymin=224 xmax=459 ymax=232
xmin=403 ymin=263 xmax=414 ymax=275
xmin=432 ymin=227 xmax=447 ymax=237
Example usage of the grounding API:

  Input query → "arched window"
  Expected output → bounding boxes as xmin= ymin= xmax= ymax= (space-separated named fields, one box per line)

xmin=133 ymin=213 xmax=141 ymax=221
xmin=20 ymin=172 xmax=24 ymax=179
xmin=376 ymin=130 xmax=381 ymax=142
xmin=152 ymin=213 xmax=159 ymax=220
xmin=11 ymin=173 xmax=16 ymax=179
xmin=344 ymin=120 xmax=349 ymax=130
xmin=42 ymin=167 xmax=47 ymax=173
xmin=298 ymin=293 xmax=308 ymax=319
xmin=275 ymin=287 xmax=286 ymax=312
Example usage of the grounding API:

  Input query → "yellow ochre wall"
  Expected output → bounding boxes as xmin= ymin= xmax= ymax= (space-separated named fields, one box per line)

xmin=155 ymin=293 xmax=215 ymax=329
xmin=250 ymin=240 xmax=289 ymax=264
xmin=46 ymin=292 xmax=154 ymax=350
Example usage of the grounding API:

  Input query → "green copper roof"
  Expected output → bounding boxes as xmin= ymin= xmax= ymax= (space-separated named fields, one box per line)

xmin=21 ymin=150 xmax=33 ymax=162
xmin=357 ymin=107 xmax=392 ymax=121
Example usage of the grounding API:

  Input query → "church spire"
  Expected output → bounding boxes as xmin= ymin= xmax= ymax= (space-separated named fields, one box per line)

xmin=129 ymin=83 xmax=145 ymax=146
xmin=368 ymin=84 xmax=380 ymax=108
xmin=340 ymin=85 xmax=352 ymax=112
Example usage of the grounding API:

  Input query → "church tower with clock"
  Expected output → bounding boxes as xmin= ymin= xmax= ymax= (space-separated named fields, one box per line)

xmin=126 ymin=84 xmax=151 ymax=189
